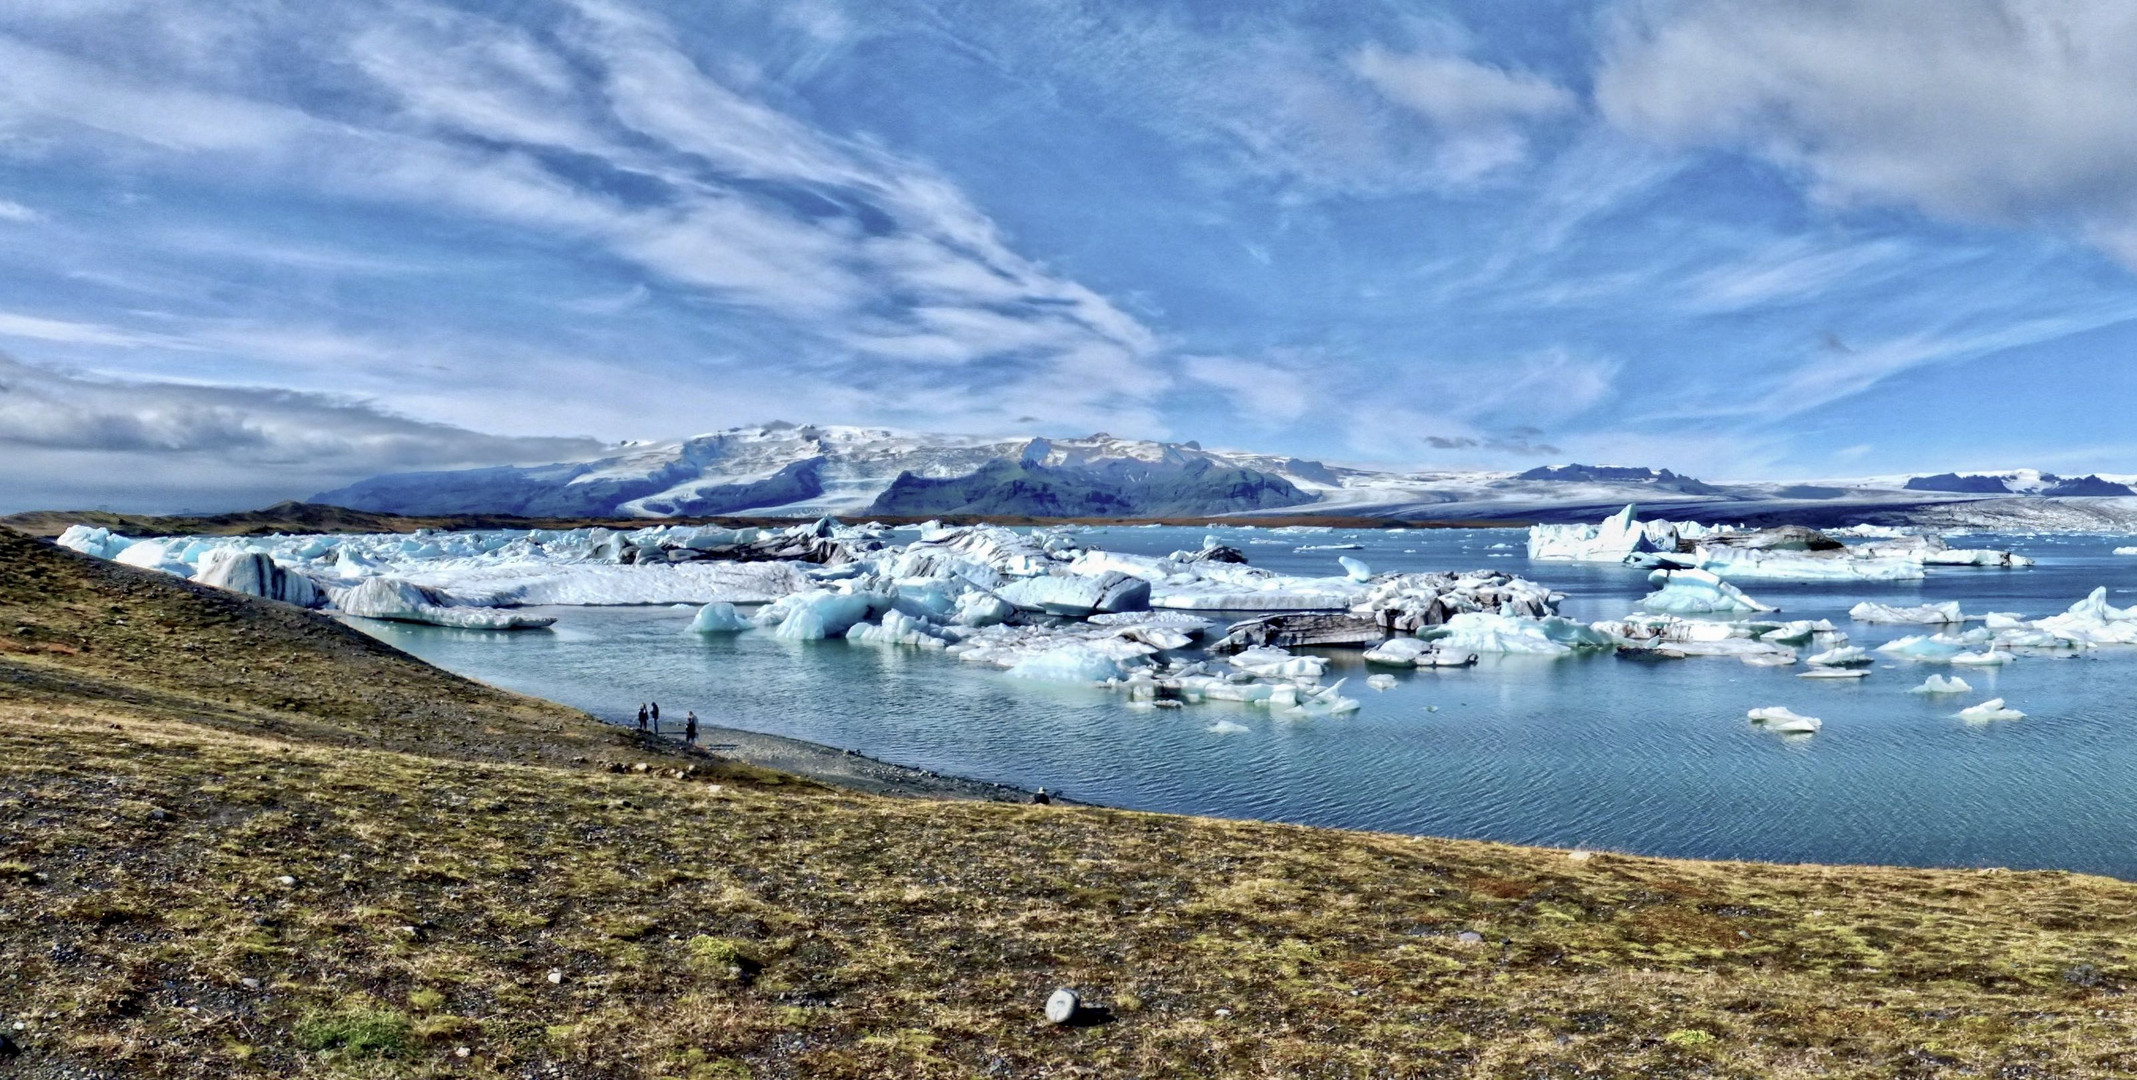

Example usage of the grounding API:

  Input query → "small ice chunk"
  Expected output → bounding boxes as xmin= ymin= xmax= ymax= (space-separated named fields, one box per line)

xmin=1747 ymin=706 xmax=1822 ymax=733
xmin=1639 ymin=568 xmax=1775 ymax=614
xmin=1805 ymin=646 xmax=1873 ymax=667
xmin=1796 ymin=667 xmax=1869 ymax=679
xmin=1366 ymin=674 xmax=1398 ymax=691
xmin=1228 ymin=647 xmax=1328 ymax=679
xmin=1338 ymin=556 xmax=1371 ymax=582
xmin=1909 ymin=675 xmax=1972 ymax=694
xmin=1206 ymin=719 xmax=1249 ymax=734
xmin=1949 ymin=650 xmax=2017 ymax=666
xmin=1363 ymin=638 xmax=1429 ymax=665
xmin=687 ymin=602 xmax=752 ymax=633
xmin=1007 ymin=644 xmax=1127 ymax=683
xmin=1850 ymin=600 xmax=1966 ymax=624
xmin=1957 ymin=698 xmax=2025 ymax=721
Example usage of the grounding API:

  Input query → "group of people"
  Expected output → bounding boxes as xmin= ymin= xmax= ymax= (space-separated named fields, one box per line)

xmin=635 ymin=701 xmax=698 ymax=744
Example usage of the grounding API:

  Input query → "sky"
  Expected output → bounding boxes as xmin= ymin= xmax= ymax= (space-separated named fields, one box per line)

xmin=5 ymin=0 xmax=2137 ymax=510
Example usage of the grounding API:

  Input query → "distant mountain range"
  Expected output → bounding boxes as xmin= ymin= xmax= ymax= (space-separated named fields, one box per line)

xmin=310 ymin=423 xmax=2137 ymax=527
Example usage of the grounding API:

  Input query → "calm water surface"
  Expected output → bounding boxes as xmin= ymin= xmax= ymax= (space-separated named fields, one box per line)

xmin=354 ymin=526 xmax=2137 ymax=878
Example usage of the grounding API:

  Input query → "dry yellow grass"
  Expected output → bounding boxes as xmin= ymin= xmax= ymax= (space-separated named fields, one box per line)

xmin=4 ymin=530 xmax=2137 ymax=1078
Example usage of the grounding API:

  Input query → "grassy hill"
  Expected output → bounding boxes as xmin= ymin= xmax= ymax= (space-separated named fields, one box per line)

xmin=3 ymin=529 xmax=2137 ymax=1077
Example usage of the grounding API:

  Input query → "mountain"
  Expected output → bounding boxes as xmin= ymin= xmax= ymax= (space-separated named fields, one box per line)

xmin=313 ymin=424 xmax=1333 ymax=520
xmin=308 ymin=423 xmax=2137 ymax=526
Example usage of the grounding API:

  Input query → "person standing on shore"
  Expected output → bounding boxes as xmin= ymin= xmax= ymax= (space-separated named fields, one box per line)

xmin=684 ymin=711 xmax=698 ymax=745
xmin=636 ymin=703 xmax=648 ymax=732
xmin=650 ymin=701 xmax=660 ymax=732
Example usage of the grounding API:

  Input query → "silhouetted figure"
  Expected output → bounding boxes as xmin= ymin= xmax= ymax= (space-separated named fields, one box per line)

xmin=684 ymin=711 xmax=698 ymax=744
xmin=650 ymin=702 xmax=660 ymax=728
xmin=1032 ymin=787 xmax=1051 ymax=805
xmin=636 ymin=703 xmax=649 ymax=732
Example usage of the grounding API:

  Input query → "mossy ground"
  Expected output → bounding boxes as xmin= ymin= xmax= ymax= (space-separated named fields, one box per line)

xmin=4 ymin=530 xmax=2137 ymax=1077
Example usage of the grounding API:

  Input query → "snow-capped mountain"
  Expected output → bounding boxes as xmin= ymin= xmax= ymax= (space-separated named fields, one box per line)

xmin=310 ymin=422 xmax=2137 ymax=525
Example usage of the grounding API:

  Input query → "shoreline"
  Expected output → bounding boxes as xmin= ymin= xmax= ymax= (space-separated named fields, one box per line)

xmin=633 ymin=717 xmax=1084 ymax=805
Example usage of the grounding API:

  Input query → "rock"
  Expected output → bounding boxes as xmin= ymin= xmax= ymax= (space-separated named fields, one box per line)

xmin=1456 ymin=931 xmax=1484 ymax=946
xmin=241 ymin=977 xmax=261 ymax=990
xmin=0 ymin=1032 xmax=18 ymax=1057
xmin=546 ymin=969 xmax=564 ymax=985
xmin=1044 ymin=988 xmax=1080 ymax=1025
xmin=276 ymin=875 xmax=296 ymax=887
xmin=455 ymin=1046 xmax=472 ymax=1058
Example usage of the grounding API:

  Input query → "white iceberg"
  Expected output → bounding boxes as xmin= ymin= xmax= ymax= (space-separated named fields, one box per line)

xmin=1422 ymin=612 xmax=1614 ymax=656
xmin=1363 ymin=638 xmax=1430 ymax=665
xmin=1007 ymin=643 xmax=1129 ymax=683
xmin=1909 ymin=675 xmax=1973 ymax=695
xmin=1805 ymin=646 xmax=1873 ymax=667
xmin=1957 ymin=698 xmax=2025 ymax=721
xmin=334 ymin=577 xmax=554 ymax=630
xmin=192 ymin=549 xmax=324 ymax=608
xmin=1747 ymin=706 xmax=1821 ymax=733
xmin=1338 ymin=556 xmax=1371 ymax=582
xmin=1638 ymin=568 xmax=1774 ymax=614
xmin=687 ymin=602 xmax=752 ymax=633
xmin=845 ymin=609 xmax=953 ymax=649
xmin=1366 ymin=673 xmax=1398 ymax=691
xmin=1849 ymin=600 xmax=1967 ymax=625
xmin=1949 ymin=649 xmax=2017 ymax=666
xmin=995 ymin=570 xmax=1150 ymax=617
xmin=754 ymin=589 xmax=882 ymax=640
xmin=1228 ymin=646 xmax=1329 ymax=679
xmin=55 ymin=524 xmax=138 ymax=561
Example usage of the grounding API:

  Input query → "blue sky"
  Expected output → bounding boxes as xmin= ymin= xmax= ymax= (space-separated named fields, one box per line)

xmin=4 ymin=0 xmax=2137 ymax=509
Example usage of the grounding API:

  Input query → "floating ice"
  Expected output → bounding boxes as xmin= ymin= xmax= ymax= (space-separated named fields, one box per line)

xmin=113 ymin=540 xmax=196 ymax=577
xmin=1206 ymin=719 xmax=1249 ymax=734
xmin=995 ymin=570 xmax=1150 ymax=617
xmin=755 ymin=589 xmax=882 ymax=640
xmin=1796 ymin=668 xmax=1868 ymax=679
xmin=687 ymin=602 xmax=752 ymax=633
xmin=845 ymin=609 xmax=952 ymax=649
xmin=1423 ymin=612 xmax=1614 ymax=656
xmin=1228 ymin=646 xmax=1328 ymax=679
xmin=1638 ymin=568 xmax=1775 ymax=614
xmin=55 ymin=525 xmax=138 ymax=561
xmin=1949 ymin=650 xmax=2017 ymax=666
xmin=193 ymin=549 xmax=324 ymax=608
xmin=1366 ymin=673 xmax=1398 ymax=691
xmin=1362 ymin=638 xmax=1430 ymax=665
xmin=1527 ymin=504 xmax=1698 ymax=562
xmin=1338 ymin=556 xmax=1371 ymax=582
xmin=1007 ymin=643 xmax=1128 ymax=683
xmin=334 ymin=577 xmax=554 ymax=630
xmin=1850 ymin=600 xmax=1966 ymax=624
xmin=1909 ymin=675 xmax=1973 ymax=694
xmin=1747 ymin=706 xmax=1822 ymax=733
xmin=1957 ymin=698 xmax=2025 ymax=721
xmin=1805 ymin=646 xmax=1873 ymax=667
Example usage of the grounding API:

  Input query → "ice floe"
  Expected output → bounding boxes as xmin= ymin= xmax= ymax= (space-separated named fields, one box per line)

xmin=1849 ymin=600 xmax=1967 ymax=624
xmin=1957 ymin=698 xmax=2025 ymax=722
xmin=336 ymin=578 xmax=555 ymax=630
xmin=1639 ymin=568 xmax=1774 ymax=614
xmin=1747 ymin=707 xmax=1821 ymax=733
xmin=1910 ymin=675 xmax=1973 ymax=694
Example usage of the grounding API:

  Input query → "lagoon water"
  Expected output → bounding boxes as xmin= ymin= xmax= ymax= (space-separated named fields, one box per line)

xmin=355 ymin=526 xmax=2137 ymax=878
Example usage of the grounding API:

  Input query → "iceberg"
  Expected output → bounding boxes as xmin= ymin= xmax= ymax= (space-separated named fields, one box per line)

xmin=1804 ymin=646 xmax=1873 ymax=667
xmin=55 ymin=524 xmax=138 ymax=561
xmin=1228 ymin=646 xmax=1329 ymax=679
xmin=1957 ymin=698 xmax=2025 ymax=722
xmin=845 ymin=609 xmax=953 ymax=649
xmin=1366 ymin=673 xmax=1398 ymax=691
xmin=1421 ymin=612 xmax=1614 ymax=656
xmin=1948 ymin=650 xmax=2016 ymax=666
xmin=192 ymin=549 xmax=324 ymax=608
xmin=1909 ymin=675 xmax=1972 ymax=695
xmin=1362 ymin=638 xmax=1430 ymax=665
xmin=1747 ymin=706 xmax=1822 ymax=733
xmin=2029 ymin=587 xmax=2137 ymax=646
xmin=995 ymin=570 xmax=1150 ymax=617
xmin=1693 ymin=545 xmax=1924 ymax=582
xmin=1526 ymin=504 xmax=1688 ymax=562
xmin=113 ymin=540 xmax=196 ymax=577
xmin=334 ymin=577 xmax=555 ymax=630
xmin=1338 ymin=556 xmax=1371 ymax=582
xmin=1007 ymin=644 xmax=1129 ymax=683
xmin=1797 ymin=668 xmax=1869 ymax=678
xmin=687 ymin=602 xmax=752 ymax=633
xmin=754 ymin=589 xmax=883 ymax=640
xmin=1875 ymin=634 xmax=1972 ymax=661
xmin=1638 ymin=568 xmax=1774 ymax=614
xmin=1849 ymin=600 xmax=1966 ymax=624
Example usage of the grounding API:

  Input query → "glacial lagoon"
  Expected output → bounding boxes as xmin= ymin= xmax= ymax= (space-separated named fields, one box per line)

xmin=351 ymin=525 xmax=2137 ymax=879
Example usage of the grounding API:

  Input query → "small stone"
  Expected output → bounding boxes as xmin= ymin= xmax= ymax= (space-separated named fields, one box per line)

xmin=276 ymin=875 xmax=297 ymax=887
xmin=148 ymin=808 xmax=170 ymax=822
xmin=1214 ymin=1007 xmax=1233 ymax=1018
xmin=241 ymin=978 xmax=261 ymax=990
xmin=1456 ymin=931 xmax=1484 ymax=946
xmin=1567 ymin=850 xmax=1593 ymax=862
xmin=632 ymin=763 xmax=650 ymax=774
xmin=546 ymin=969 xmax=564 ymax=985
xmin=1044 ymin=988 xmax=1079 ymax=1025
xmin=455 ymin=1046 xmax=471 ymax=1059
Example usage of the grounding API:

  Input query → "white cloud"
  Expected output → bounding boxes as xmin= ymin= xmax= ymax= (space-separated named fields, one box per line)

xmin=0 ymin=352 xmax=609 ymax=510
xmin=1181 ymin=354 xmax=1318 ymax=424
xmin=1598 ymin=0 xmax=2137 ymax=264
xmin=1350 ymin=45 xmax=1572 ymax=128
xmin=0 ymin=197 xmax=35 ymax=221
